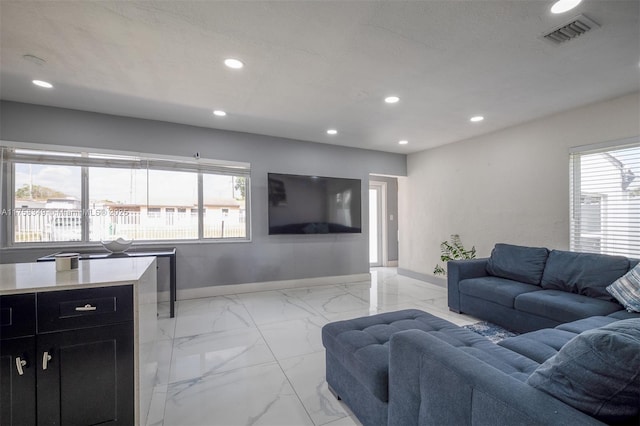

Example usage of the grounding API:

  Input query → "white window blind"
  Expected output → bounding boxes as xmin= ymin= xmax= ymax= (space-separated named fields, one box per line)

xmin=1 ymin=146 xmax=250 ymax=177
xmin=570 ymin=139 xmax=640 ymax=257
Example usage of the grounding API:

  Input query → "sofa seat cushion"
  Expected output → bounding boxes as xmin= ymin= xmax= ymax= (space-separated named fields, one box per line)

xmin=555 ymin=316 xmax=618 ymax=334
xmin=459 ymin=276 xmax=541 ymax=308
xmin=514 ymin=290 xmax=623 ymax=323
xmin=497 ymin=316 xmax=618 ymax=364
xmin=322 ymin=309 xmax=458 ymax=403
xmin=527 ymin=319 xmax=640 ymax=424
xmin=485 ymin=243 xmax=549 ymax=285
xmin=608 ymin=310 xmax=640 ymax=320
xmin=425 ymin=327 xmax=540 ymax=382
xmin=498 ymin=329 xmax=577 ymax=364
xmin=540 ymin=250 xmax=629 ymax=301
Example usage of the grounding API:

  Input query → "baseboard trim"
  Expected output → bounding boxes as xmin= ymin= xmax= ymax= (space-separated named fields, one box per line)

xmin=397 ymin=267 xmax=447 ymax=288
xmin=164 ymin=273 xmax=371 ymax=301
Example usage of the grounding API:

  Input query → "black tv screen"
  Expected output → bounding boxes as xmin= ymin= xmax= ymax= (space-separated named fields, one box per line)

xmin=268 ymin=173 xmax=362 ymax=234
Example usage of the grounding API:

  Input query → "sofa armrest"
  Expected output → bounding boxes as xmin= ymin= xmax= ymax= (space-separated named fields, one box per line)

xmin=447 ymin=258 xmax=489 ymax=312
xmin=388 ymin=329 xmax=605 ymax=426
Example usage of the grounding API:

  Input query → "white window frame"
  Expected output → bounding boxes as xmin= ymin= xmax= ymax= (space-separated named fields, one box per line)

xmin=1 ymin=141 xmax=251 ymax=247
xmin=570 ymin=137 xmax=640 ymax=257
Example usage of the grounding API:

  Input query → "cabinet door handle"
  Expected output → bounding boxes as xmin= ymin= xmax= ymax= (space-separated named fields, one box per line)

xmin=76 ymin=304 xmax=97 ymax=312
xmin=42 ymin=351 xmax=52 ymax=370
xmin=15 ymin=357 xmax=27 ymax=375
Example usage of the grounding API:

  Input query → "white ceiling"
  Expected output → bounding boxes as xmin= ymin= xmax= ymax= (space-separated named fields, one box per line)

xmin=1 ymin=1 xmax=638 ymax=154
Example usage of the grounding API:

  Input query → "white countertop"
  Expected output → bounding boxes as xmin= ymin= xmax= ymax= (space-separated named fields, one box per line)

xmin=0 ymin=257 xmax=156 ymax=295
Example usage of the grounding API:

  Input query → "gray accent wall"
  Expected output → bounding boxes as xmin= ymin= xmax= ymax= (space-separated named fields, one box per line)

xmin=0 ymin=101 xmax=406 ymax=292
xmin=399 ymin=92 xmax=640 ymax=280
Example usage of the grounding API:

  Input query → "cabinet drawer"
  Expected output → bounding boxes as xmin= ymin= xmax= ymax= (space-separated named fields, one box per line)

xmin=37 ymin=286 xmax=133 ymax=333
xmin=0 ymin=293 xmax=36 ymax=339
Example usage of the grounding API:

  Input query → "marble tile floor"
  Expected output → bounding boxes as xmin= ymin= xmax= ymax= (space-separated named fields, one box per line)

xmin=148 ymin=267 xmax=478 ymax=426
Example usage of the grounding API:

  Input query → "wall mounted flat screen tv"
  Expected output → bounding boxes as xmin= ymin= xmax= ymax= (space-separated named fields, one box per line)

xmin=268 ymin=173 xmax=362 ymax=234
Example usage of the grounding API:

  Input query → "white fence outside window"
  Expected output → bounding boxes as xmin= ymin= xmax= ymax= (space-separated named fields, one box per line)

xmin=13 ymin=208 xmax=247 ymax=242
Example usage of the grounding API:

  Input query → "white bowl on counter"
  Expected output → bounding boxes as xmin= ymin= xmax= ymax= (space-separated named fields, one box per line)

xmin=101 ymin=238 xmax=133 ymax=253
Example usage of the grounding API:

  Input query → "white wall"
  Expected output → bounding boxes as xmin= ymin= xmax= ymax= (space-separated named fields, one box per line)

xmin=399 ymin=92 xmax=640 ymax=278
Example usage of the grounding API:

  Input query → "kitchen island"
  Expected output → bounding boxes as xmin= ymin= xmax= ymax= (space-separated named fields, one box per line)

xmin=0 ymin=257 xmax=158 ymax=426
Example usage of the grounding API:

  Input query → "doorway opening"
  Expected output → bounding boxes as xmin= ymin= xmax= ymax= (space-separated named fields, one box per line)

xmin=369 ymin=175 xmax=399 ymax=268
xmin=369 ymin=181 xmax=387 ymax=266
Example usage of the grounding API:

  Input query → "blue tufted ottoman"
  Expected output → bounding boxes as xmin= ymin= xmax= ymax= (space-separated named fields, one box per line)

xmin=321 ymin=309 xmax=460 ymax=426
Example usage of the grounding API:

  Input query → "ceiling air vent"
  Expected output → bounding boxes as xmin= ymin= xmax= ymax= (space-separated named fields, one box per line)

xmin=543 ymin=14 xmax=600 ymax=44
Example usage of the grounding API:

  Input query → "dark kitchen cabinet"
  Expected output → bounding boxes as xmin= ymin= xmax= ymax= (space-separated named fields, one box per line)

xmin=1 ymin=335 xmax=37 ymax=425
xmin=36 ymin=322 xmax=134 ymax=425
xmin=1 ymin=293 xmax=37 ymax=426
xmin=0 ymin=286 xmax=134 ymax=426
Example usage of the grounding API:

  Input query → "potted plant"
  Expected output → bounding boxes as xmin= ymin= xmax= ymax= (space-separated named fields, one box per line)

xmin=433 ymin=234 xmax=476 ymax=276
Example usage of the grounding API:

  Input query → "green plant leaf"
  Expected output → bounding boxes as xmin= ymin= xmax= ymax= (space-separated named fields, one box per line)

xmin=434 ymin=234 xmax=475 ymax=275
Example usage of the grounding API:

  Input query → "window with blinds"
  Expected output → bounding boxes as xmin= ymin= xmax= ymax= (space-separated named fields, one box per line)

xmin=570 ymin=139 xmax=640 ymax=257
xmin=1 ymin=143 xmax=251 ymax=244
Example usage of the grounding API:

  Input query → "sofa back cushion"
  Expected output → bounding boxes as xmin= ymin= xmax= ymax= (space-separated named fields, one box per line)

xmin=526 ymin=319 xmax=640 ymax=424
xmin=540 ymin=250 xmax=629 ymax=301
xmin=485 ymin=244 xmax=549 ymax=285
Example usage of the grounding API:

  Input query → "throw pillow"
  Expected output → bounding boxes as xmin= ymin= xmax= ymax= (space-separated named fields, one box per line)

xmin=607 ymin=263 xmax=640 ymax=313
xmin=485 ymin=243 xmax=549 ymax=285
xmin=526 ymin=319 xmax=640 ymax=424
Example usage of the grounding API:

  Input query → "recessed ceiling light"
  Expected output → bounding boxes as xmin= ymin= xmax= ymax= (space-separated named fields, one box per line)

xmin=385 ymin=96 xmax=400 ymax=104
xmin=551 ymin=0 xmax=582 ymax=14
xmin=213 ymin=110 xmax=227 ymax=117
xmin=327 ymin=129 xmax=338 ymax=135
xmin=32 ymin=79 xmax=53 ymax=89
xmin=398 ymin=140 xmax=409 ymax=145
xmin=470 ymin=116 xmax=484 ymax=122
xmin=224 ymin=58 xmax=244 ymax=69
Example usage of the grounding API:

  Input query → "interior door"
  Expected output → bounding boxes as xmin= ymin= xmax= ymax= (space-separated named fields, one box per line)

xmin=369 ymin=182 xmax=386 ymax=267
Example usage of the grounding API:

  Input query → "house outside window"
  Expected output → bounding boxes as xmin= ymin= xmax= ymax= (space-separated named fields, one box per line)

xmin=165 ymin=208 xmax=175 ymax=226
xmin=2 ymin=143 xmax=251 ymax=245
xmin=202 ymin=173 xmax=246 ymax=238
xmin=576 ymin=193 xmax=604 ymax=253
xmin=147 ymin=208 xmax=161 ymax=218
xmin=570 ymin=139 xmax=640 ymax=257
xmin=13 ymin=163 xmax=82 ymax=243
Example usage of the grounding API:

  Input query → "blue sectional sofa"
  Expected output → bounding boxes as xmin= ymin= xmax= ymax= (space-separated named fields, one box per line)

xmin=322 ymin=243 xmax=640 ymax=426
xmin=323 ymin=309 xmax=640 ymax=426
xmin=388 ymin=315 xmax=640 ymax=426
xmin=322 ymin=310 xmax=460 ymax=426
xmin=448 ymin=244 xmax=640 ymax=333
